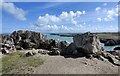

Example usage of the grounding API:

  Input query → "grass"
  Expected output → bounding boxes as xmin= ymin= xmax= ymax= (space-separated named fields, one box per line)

xmin=0 ymin=52 xmax=44 ymax=74
xmin=97 ymin=33 xmax=113 ymax=37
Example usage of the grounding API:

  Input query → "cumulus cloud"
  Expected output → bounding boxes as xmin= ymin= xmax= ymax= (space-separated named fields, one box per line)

xmin=103 ymin=3 xmax=107 ymax=6
xmin=95 ymin=7 xmax=101 ymax=11
xmin=33 ymin=11 xmax=86 ymax=33
xmin=96 ymin=5 xmax=118 ymax=22
xmin=97 ymin=18 xmax=102 ymax=21
xmin=32 ymin=4 xmax=118 ymax=33
xmin=2 ymin=3 xmax=26 ymax=21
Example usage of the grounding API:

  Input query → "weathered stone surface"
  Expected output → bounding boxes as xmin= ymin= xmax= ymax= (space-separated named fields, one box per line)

xmin=60 ymin=41 xmax=69 ymax=50
xmin=15 ymin=45 xmax=23 ymax=50
xmin=107 ymin=54 xmax=120 ymax=66
xmin=73 ymin=32 xmax=104 ymax=54
xmin=1 ymin=48 xmax=9 ymax=54
xmin=25 ymin=51 xmax=34 ymax=57
xmin=48 ymin=48 xmax=60 ymax=55
xmin=10 ymin=30 xmax=47 ymax=49
xmin=62 ymin=43 xmax=76 ymax=55
xmin=113 ymin=47 xmax=120 ymax=50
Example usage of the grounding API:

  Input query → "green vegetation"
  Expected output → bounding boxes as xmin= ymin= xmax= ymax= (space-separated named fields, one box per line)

xmin=0 ymin=52 xmax=44 ymax=74
xmin=97 ymin=33 xmax=113 ymax=37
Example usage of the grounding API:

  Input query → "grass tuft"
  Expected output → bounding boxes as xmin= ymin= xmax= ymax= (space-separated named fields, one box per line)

xmin=0 ymin=52 xmax=44 ymax=74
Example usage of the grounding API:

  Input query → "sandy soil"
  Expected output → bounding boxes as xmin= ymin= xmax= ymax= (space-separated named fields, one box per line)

xmin=6 ymin=51 xmax=118 ymax=74
xmin=31 ymin=54 xmax=118 ymax=74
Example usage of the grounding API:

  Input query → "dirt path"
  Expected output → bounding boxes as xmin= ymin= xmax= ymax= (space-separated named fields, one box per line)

xmin=31 ymin=54 xmax=118 ymax=74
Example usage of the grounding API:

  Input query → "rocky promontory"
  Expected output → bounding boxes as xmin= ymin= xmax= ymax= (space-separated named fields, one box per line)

xmin=0 ymin=30 xmax=120 ymax=66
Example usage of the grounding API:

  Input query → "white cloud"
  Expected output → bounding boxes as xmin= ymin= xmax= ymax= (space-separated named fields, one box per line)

xmin=2 ymin=3 xmax=26 ymax=21
xmin=33 ymin=10 xmax=86 ymax=33
xmin=96 ymin=5 xmax=118 ymax=22
xmin=103 ymin=3 xmax=107 ymax=6
xmin=95 ymin=7 xmax=101 ymax=11
xmin=0 ymin=1 xmax=2 ymax=8
xmin=97 ymin=18 xmax=102 ymax=21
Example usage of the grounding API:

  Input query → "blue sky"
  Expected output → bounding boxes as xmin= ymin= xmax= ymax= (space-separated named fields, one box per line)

xmin=1 ymin=2 xmax=119 ymax=33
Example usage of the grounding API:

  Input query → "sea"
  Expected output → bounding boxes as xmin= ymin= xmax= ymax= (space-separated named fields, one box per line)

xmin=46 ymin=34 xmax=120 ymax=51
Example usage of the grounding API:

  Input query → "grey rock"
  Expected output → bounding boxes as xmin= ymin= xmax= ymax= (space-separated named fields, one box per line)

xmin=1 ymin=48 xmax=9 ymax=54
xmin=63 ymin=43 xmax=76 ymax=55
xmin=113 ymin=47 xmax=120 ymax=50
xmin=73 ymin=32 xmax=103 ymax=54
xmin=11 ymin=30 xmax=47 ymax=49
xmin=25 ymin=51 xmax=33 ymax=57
xmin=104 ymin=39 xmax=117 ymax=46
xmin=107 ymin=54 xmax=120 ymax=66
xmin=48 ymin=48 xmax=60 ymax=55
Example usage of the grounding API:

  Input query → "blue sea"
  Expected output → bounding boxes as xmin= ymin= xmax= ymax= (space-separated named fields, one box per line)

xmin=46 ymin=34 xmax=120 ymax=51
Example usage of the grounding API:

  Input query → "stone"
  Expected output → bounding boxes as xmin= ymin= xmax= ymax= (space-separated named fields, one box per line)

xmin=11 ymin=30 xmax=47 ymax=49
xmin=60 ymin=41 xmax=69 ymax=50
xmin=15 ymin=45 xmax=23 ymax=50
xmin=73 ymin=32 xmax=103 ymax=54
xmin=1 ymin=48 xmax=9 ymax=54
xmin=107 ymin=51 xmax=120 ymax=57
xmin=48 ymin=48 xmax=60 ymax=55
xmin=104 ymin=39 xmax=117 ymax=46
xmin=25 ymin=51 xmax=33 ymax=57
xmin=38 ymin=49 xmax=48 ymax=55
xmin=107 ymin=54 xmax=120 ymax=66
xmin=62 ymin=43 xmax=76 ymax=55
xmin=113 ymin=47 xmax=120 ymax=50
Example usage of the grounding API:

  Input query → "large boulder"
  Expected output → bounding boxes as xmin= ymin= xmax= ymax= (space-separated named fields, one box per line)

xmin=73 ymin=32 xmax=104 ymax=54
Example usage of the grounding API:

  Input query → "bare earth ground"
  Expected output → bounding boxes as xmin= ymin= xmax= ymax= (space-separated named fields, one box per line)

xmin=8 ymin=53 xmax=118 ymax=74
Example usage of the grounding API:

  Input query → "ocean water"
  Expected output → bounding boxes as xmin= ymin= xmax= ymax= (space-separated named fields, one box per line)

xmin=46 ymin=34 xmax=73 ymax=43
xmin=46 ymin=34 xmax=119 ymax=51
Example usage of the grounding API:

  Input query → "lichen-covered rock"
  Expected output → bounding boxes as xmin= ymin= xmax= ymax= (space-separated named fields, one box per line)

xmin=73 ymin=32 xmax=104 ymax=54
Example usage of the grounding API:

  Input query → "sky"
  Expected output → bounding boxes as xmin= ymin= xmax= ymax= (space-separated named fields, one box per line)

xmin=1 ymin=2 xmax=119 ymax=33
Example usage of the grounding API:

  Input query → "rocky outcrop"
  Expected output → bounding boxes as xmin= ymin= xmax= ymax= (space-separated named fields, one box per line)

xmin=100 ymin=39 xmax=120 ymax=46
xmin=0 ymin=30 xmax=69 ymax=55
xmin=10 ymin=30 xmax=47 ymax=49
xmin=73 ymin=32 xmax=104 ymax=55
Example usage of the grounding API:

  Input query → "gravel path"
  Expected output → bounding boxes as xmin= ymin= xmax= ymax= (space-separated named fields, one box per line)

xmin=32 ymin=54 xmax=118 ymax=74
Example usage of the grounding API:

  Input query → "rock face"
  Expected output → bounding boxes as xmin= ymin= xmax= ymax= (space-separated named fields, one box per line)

xmin=73 ymin=32 xmax=104 ymax=55
xmin=11 ymin=30 xmax=47 ymax=49
xmin=62 ymin=43 xmax=76 ymax=55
